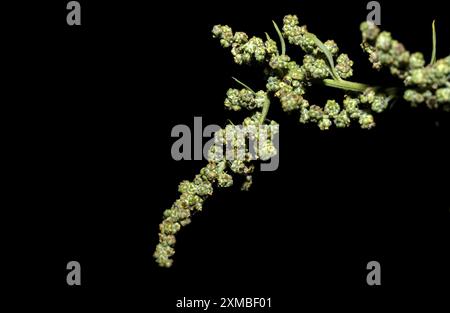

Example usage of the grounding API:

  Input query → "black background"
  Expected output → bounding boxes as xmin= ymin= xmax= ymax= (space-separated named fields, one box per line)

xmin=9 ymin=0 xmax=450 ymax=311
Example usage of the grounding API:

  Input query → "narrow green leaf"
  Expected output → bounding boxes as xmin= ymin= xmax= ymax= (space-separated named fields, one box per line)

xmin=272 ymin=20 xmax=286 ymax=55
xmin=307 ymin=33 xmax=341 ymax=81
xmin=259 ymin=101 xmax=270 ymax=124
xmin=322 ymin=78 xmax=370 ymax=92
xmin=232 ymin=77 xmax=255 ymax=93
xmin=430 ymin=20 xmax=437 ymax=65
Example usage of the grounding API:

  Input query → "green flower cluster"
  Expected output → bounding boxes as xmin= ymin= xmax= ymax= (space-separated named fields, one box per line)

xmin=154 ymin=136 xmax=242 ymax=267
xmin=361 ymin=22 xmax=409 ymax=74
xmin=212 ymin=15 xmax=379 ymax=130
xmin=155 ymin=110 xmax=278 ymax=267
xmin=266 ymin=74 xmax=308 ymax=112
xmin=213 ymin=15 xmax=449 ymax=131
xmin=212 ymin=25 xmax=278 ymax=64
xmin=298 ymin=93 xmax=381 ymax=130
xmin=207 ymin=112 xmax=279 ymax=174
xmin=154 ymin=159 xmax=229 ymax=267
xmin=403 ymin=56 xmax=450 ymax=109
xmin=224 ymin=88 xmax=269 ymax=111
xmin=282 ymin=15 xmax=353 ymax=80
xmin=361 ymin=21 xmax=450 ymax=110
xmin=335 ymin=53 xmax=354 ymax=79
xmin=214 ymin=17 xmax=358 ymax=125
xmin=282 ymin=14 xmax=315 ymax=53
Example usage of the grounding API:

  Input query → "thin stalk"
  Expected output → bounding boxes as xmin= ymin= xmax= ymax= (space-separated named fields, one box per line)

xmin=323 ymin=78 xmax=400 ymax=96
xmin=322 ymin=78 xmax=371 ymax=92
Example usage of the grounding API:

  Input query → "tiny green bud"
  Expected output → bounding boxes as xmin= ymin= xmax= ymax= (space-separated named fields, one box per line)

xmin=324 ymin=100 xmax=340 ymax=118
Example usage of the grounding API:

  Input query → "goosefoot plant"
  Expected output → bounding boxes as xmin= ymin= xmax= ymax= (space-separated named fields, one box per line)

xmin=154 ymin=14 xmax=450 ymax=268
